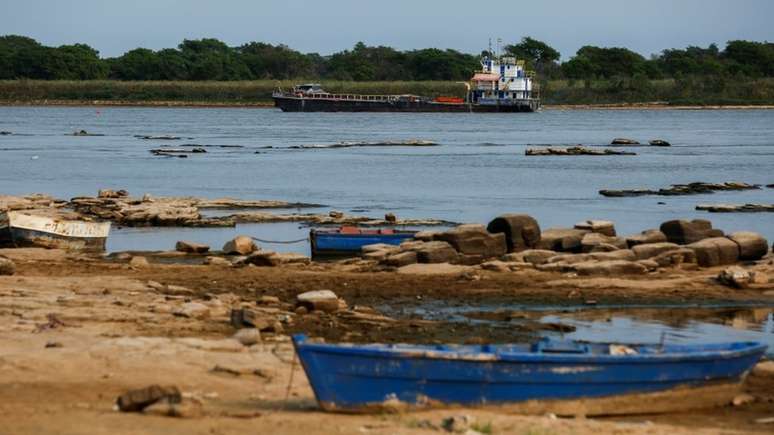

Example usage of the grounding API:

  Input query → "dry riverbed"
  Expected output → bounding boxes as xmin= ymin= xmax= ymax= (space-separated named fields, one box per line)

xmin=1 ymin=247 xmax=773 ymax=434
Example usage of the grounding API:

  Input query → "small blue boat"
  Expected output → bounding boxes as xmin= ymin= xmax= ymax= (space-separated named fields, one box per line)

xmin=292 ymin=335 xmax=767 ymax=414
xmin=310 ymin=226 xmax=417 ymax=257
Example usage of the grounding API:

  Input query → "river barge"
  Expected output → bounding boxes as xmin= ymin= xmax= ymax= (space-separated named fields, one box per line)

xmin=273 ymin=55 xmax=540 ymax=113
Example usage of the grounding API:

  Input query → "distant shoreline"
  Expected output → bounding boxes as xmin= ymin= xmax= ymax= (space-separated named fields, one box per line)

xmin=1 ymin=99 xmax=774 ymax=110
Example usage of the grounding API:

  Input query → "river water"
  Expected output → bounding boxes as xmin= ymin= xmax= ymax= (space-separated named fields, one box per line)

xmin=0 ymin=106 xmax=772 ymax=254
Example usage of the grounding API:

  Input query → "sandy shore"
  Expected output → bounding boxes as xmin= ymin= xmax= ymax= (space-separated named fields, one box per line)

xmin=1 ymin=247 xmax=773 ymax=434
xmin=2 ymin=99 xmax=774 ymax=110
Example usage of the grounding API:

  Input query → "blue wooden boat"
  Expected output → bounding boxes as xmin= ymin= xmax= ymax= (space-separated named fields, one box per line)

xmin=292 ymin=335 xmax=767 ymax=414
xmin=310 ymin=226 xmax=417 ymax=257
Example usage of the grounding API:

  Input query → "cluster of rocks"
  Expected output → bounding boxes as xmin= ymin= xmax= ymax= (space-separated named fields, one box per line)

xmin=149 ymin=147 xmax=207 ymax=158
xmin=610 ymin=138 xmax=671 ymax=146
xmin=600 ymin=181 xmax=761 ymax=197
xmin=361 ymin=214 xmax=771 ymax=277
xmin=67 ymin=190 xmax=448 ymax=228
xmin=172 ymin=235 xmax=311 ymax=267
xmin=526 ymin=146 xmax=636 ymax=156
xmin=696 ymin=203 xmax=774 ymax=213
xmin=0 ymin=256 xmax=15 ymax=275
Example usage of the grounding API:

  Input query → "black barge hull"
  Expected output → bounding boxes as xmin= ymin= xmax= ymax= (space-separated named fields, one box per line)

xmin=273 ymin=97 xmax=539 ymax=113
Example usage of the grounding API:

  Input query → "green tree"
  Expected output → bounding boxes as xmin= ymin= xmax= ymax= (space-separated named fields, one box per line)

xmin=178 ymin=38 xmax=251 ymax=80
xmin=109 ymin=48 xmax=161 ymax=80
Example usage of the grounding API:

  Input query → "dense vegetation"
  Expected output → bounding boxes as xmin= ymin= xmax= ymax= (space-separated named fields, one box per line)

xmin=1 ymin=35 xmax=774 ymax=105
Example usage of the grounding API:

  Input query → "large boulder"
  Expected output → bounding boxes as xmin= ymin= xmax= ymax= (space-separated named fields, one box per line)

xmin=383 ymin=251 xmax=418 ymax=267
xmin=626 ymin=229 xmax=667 ymax=248
xmin=574 ymin=260 xmax=648 ymax=276
xmin=686 ymin=237 xmax=740 ymax=267
xmin=537 ymin=228 xmax=589 ymax=252
xmin=222 ymin=236 xmax=257 ymax=255
xmin=503 ymin=249 xmax=557 ymax=265
xmin=175 ymin=240 xmax=210 ymax=254
xmin=0 ymin=256 xmax=15 ymax=275
xmin=651 ymin=248 xmax=697 ymax=267
xmin=574 ymin=220 xmax=616 ymax=237
xmin=414 ymin=241 xmax=458 ymax=264
xmin=580 ymin=232 xmax=627 ymax=252
xmin=611 ymin=138 xmax=640 ymax=145
xmin=296 ymin=290 xmax=340 ymax=313
xmin=631 ymin=242 xmax=681 ymax=260
xmin=660 ymin=219 xmax=723 ymax=245
xmin=436 ymin=224 xmax=506 ymax=259
xmin=486 ymin=214 xmax=541 ymax=252
xmin=727 ymin=232 xmax=769 ymax=261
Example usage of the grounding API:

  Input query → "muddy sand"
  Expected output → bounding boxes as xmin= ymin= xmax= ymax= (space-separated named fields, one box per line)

xmin=1 ymin=248 xmax=773 ymax=434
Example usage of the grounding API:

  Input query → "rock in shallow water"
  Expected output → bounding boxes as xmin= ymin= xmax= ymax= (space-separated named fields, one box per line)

xmin=222 ymin=235 xmax=257 ymax=255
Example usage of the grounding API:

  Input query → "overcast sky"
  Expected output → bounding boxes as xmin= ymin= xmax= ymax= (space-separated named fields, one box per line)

xmin=2 ymin=0 xmax=773 ymax=59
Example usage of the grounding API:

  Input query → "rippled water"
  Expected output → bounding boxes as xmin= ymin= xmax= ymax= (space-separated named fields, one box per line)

xmin=1 ymin=106 xmax=772 ymax=252
xmin=381 ymin=301 xmax=774 ymax=357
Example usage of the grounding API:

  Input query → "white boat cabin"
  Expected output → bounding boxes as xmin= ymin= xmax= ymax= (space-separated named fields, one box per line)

xmin=470 ymin=56 xmax=534 ymax=104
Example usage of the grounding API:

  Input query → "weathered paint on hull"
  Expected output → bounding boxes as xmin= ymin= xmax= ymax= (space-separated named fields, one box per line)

xmin=6 ymin=211 xmax=111 ymax=252
xmin=293 ymin=335 xmax=767 ymax=414
xmin=273 ymin=97 xmax=539 ymax=113
xmin=310 ymin=230 xmax=417 ymax=257
xmin=9 ymin=227 xmax=107 ymax=252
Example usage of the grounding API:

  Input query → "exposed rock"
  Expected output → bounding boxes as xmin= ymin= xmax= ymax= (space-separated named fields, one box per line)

xmin=502 ymin=249 xmax=557 ymax=265
xmin=232 ymin=328 xmax=261 ymax=346
xmin=274 ymin=253 xmax=311 ymax=265
xmin=631 ymin=242 xmax=682 ymax=260
xmin=718 ymin=266 xmax=755 ymax=289
xmin=660 ymin=219 xmax=723 ymax=245
xmin=727 ymin=232 xmax=769 ymax=261
xmin=651 ymin=248 xmax=697 ymax=267
xmin=116 ymin=385 xmax=181 ymax=412
xmin=175 ymin=240 xmax=210 ymax=254
xmin=732 ymin=393 xmax=755 ymax=407
xmin=163 ymin=285 xmax=195 ymax=296
xmin=0 ymin=256 xmax=15 ymax=275
xmin=574 ymin=260 xmax=649 ymax=276
xmin=441 ymin=414 xmax=475 ymax=433
xmin=537 ymin=228 xmax=589 ymax=252
xmin=328 ymin=210 xmax=344 ymax=218
xmin=590 ymin=243 xmax=621 ymax=252
xmin=753 ymin=361 xmax=774 ymax=377
xmin=173 ymin=302 xmax=210 ymax=319
xmin=480 ymin=260 xmax=512 ymax=272
xmin=222 ymin=236 xmax=257 ymax=255
xmin=97 ymin=189 xmax=129 ymax=199
xmin=414 ymin=230 xmax=441 ymax=241
xmin=361 ymin=243 xmax=400 ymax=254
xmin=611 ymin=138 xmax=640 ymax=145
xmin=257 ymin=295 xmax=280 ymax=305
xmin=600 ymin=182 xmax=760 ymax=197
xmin=686 ymin=237 xmax=740 ymax=267
xmin=129 ymin=256 xmax=150 ymax=269
xmin=649 ymin=139 xmax=671 ymax=146
xmin=436 ymin=224 xmax=506 ymax=258
xmin=384 ymin=212 xmax=397 ymax=223
xmin=383 ymin=251 xmax=418 ymax=267
xmin=297 ymin=290 xmax=340 ymax=313
xmin=526 ymin=146 xmax=636 ymax=156
xmin=626 ymin=229 xmax=668 ymax=247
xmin=486 ymin=214 xmax=541 ymax=252
xmin=696 ymin=203 xmax=774 ymax=213
xmin=396 ymin=263 xmax=471 ymax=275
xmin=547 ymin=250 xmax=636 ymax=265
xmin=637 ymin=259 xmax=660 ymax=271
xmin=580 ymin=232 xmax=627 ymax=252
xmin=574 ymin=219 xmax=616 ymax=236
xmin=243 ymin=251 xmax=281 ymax=266
xmin=232 ymin=308 xmax=274 ymax=330
xmin=203 ymin=256 xmax=231 ymax=266
xmin=414 ymin=241 xmax=459 ymax=264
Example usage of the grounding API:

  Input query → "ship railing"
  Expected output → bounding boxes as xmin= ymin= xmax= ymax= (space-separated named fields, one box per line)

xmin=280 ymin=92 xmax=396 ymax=102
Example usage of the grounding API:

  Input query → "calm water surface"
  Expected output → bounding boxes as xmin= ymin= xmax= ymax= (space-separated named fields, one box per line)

xmin=0 ymin=106 xmax=772 ymax=252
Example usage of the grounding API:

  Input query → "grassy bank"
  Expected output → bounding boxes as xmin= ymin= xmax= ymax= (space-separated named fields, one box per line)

xmin=2 ymin=78 xmax=774 ymax=106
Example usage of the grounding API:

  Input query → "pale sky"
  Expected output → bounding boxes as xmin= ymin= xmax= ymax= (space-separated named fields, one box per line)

xmin=1 ymin=0 xmax=773 ymax=59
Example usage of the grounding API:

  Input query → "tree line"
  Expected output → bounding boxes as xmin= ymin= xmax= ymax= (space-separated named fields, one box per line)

xmin=1 ymin=34 xmax=773 ymax=81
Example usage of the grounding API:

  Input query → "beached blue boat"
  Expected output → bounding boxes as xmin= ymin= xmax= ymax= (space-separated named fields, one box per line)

xmin=310 ymin=226 xmax=417 ymax=257
xmin=292 ymin=335 xmax=767 ymax=414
